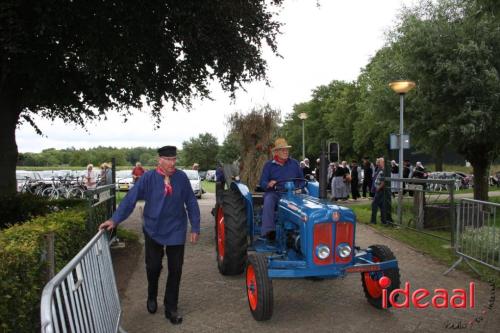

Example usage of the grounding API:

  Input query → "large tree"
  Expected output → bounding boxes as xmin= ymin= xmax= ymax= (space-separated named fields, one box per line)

xmin=394 ymin=0 xmax=500 ymax=200
xmin=0 ymin=0 xmax=284 ymax=195
xmin=181 ymin=133 xmax=219 ymax=170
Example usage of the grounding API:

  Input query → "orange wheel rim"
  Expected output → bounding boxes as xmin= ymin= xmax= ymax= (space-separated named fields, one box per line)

xmin=364 ymin=257 xmax=382 ymax=298
xmin=217 ymin=206 xmax=225 ymax=260
xmin=246 ymin=264 xmax=258 ymax=311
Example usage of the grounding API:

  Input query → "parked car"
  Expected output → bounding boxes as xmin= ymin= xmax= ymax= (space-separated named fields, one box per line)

xmin=116 ymin=170 xmax=134 ymax=191
xmin=183 ymin=169 xmax=203 ymax=199
xmin=205 ymin=170 xmax=216 ymax=182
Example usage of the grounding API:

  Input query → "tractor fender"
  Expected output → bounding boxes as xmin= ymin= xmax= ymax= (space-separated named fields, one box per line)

xmin=230 ymin=182 xmax=254 ymax=236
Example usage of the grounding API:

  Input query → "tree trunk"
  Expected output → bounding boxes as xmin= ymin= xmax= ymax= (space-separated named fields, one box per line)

xmin=433 ymin=145 xmax=444 ymax=171
xmin=471 ymin=159 xmax=489 ymax=201
xmin=0 ymin=97 xmax=21 ymax=196
xmin=434 ymin=155 xmax=443 ymax=172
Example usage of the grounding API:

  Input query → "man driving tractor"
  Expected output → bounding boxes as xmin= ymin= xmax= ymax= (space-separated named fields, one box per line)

xmin=259 ymin=138 xmax=303 ymax=241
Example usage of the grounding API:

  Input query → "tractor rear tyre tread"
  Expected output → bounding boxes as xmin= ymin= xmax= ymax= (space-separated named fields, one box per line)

xmin=361 ymin=244 xmax=400 ymax=309
xmin=215 ymin=188 xmax=247 ymax=275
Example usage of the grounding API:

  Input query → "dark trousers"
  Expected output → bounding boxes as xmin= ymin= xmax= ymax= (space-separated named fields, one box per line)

xmin=351 ymin=181 xmax=360 ymax=200
xmin=262 ymin=191 xmax=280 ymax=235
xmin=370 ymin=191 xmax=387 ymax=224
xmin=144 ymin=231 xmax=185 ymax=313
xmin=362 ymin=179 xmax=373 ymax=197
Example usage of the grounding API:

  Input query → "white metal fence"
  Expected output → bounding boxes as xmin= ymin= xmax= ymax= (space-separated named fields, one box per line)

xmin=445 ymin=198 xmax=500 ymax=275
xmin=40 ymin=230 xmax=126 ymax=333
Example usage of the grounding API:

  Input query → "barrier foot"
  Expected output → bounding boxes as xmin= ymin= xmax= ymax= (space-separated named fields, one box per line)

xmin=443 ymin=256 xmax=481 ymax=277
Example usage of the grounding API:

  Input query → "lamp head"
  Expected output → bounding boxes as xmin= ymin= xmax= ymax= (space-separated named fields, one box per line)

xmin=389 ymin=80 xmax=416 ymax=94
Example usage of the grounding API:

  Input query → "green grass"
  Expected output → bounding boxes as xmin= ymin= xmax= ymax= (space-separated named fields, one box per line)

xmin=116 ymin=227 xmax=139 ymax=242
xmin=116 ymin=191 xmax=126 ymax=205
xmin=202 ymin=180 xmax=215 ymax=193
xmin=350 ymin=203 xmax=500 ymax=285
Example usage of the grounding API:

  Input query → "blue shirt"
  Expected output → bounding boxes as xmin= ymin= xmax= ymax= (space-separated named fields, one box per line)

xmin=259 ymin=158 xmax=304 ymax=192
xmin=111 ymin=169 xmax=201 ymax=245
xmin=215 ymin=167 xmax=225 ymax=183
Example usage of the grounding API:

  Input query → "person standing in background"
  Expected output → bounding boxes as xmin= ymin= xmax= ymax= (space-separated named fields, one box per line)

xmin=350 ymin=160 xmax=361 ymax=200
xmin=362 ymin=158 xmax=374 ymax=198
xmin=84 ymin=164 xmax=97 ymax=189
xmin=132 ymin=162 xmax=146 ymax=183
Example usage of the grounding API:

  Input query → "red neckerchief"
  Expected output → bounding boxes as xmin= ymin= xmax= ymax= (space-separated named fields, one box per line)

xmin=273 ymin=155 xmax=287 ymax=165
xmin=156 ymin=166 xmax=176 ymax=196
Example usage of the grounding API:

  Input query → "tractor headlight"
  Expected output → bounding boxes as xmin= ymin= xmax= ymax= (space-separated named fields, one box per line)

xmin=337 ymin=243 xmax=352 ymax=258
xmin=316 ymin=245 xmax=331 ymax=260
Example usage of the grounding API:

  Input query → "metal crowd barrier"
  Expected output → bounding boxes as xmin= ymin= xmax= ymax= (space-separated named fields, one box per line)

xmin=444 ymin=198 xmax=500 ymax=275
xmin=40 ymin=230 xmax=126 ymax=333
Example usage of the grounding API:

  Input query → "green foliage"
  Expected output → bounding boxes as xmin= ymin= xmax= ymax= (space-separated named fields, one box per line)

xmin=217 ymin=132 xmax=241 ymax=164
xmin=2 ymin=0 xmax=285 ymax=196
xmin=0 ymin=209 xmax=89 ymax=332
xmin=0 ymin=193 xmax=86 ymax=229
xmin=18 ymin=146 xmax=159 ymax=167
xmin=180 ymin=133 xmax=220 ymax=170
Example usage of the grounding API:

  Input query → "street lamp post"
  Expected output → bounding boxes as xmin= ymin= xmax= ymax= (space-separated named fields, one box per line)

xmin=298 ymin=112 xmax=308 ymax=160
xmin=389 ymin=80 xmax=416 ymax=225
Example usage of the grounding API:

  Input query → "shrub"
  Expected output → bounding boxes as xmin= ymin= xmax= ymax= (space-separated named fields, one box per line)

xmin=0 ymin=209 xmax=89 ymax=333
xmin=0 ymin=193 xmax=86 ymax=229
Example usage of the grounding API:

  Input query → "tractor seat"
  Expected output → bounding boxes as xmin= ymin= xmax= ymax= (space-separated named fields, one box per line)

xmin=252 ymin=192 xmax=264 ymax=206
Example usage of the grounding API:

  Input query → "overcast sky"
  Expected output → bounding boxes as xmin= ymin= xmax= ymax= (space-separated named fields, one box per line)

xmin=16 ymin=0 xmax=415 ymax=153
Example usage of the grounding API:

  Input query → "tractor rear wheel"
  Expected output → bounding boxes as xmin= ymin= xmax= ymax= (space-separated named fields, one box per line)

xmin=361 ymin=244 xmax=400 ymax=309
xmin=214 ymin=188 xmax=247 ymax=275
xmin=246 ymin=253 xmax=273 ymax=321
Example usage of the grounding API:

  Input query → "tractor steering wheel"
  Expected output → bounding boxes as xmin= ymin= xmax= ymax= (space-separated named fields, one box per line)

xmin=272 ymin=177 xmax=308 ymax=193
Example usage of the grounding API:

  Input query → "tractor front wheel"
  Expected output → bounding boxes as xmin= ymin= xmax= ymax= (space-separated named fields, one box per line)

xmin=214 ymin=188 xmax=247 ymax=275
xmin=246 ymin=254 xmax=273 ymax=321
xmin=361 ymin=244 xmax=401 ymax=309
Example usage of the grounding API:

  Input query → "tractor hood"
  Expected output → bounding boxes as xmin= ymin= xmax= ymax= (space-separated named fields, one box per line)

xmin=278 ymin=194 xmax=356 ymax=224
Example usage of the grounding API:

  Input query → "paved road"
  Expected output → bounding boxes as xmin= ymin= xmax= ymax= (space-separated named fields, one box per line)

xmin=111 ymin=193 xmax=499 ymax=333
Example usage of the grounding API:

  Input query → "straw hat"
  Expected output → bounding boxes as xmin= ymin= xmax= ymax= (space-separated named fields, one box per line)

xmin=272 ymin=138 xmax=292 ymax=151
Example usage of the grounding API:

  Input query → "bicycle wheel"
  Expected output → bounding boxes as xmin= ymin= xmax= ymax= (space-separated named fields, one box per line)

xmin=68 ymin=187 xmax=85 ymax=199
xmin=41 ymin=187 xmax=60 ymax=200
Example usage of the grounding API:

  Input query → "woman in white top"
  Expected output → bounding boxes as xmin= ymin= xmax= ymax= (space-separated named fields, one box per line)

xmin=84 ymin=164 xmax=97 ymax=189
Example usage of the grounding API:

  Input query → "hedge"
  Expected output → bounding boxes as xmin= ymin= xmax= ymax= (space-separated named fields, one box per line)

xmin=0 ymin=193 xmax=86 ymax=229
xmin=0 ymin=207 xmax=91 ymax=333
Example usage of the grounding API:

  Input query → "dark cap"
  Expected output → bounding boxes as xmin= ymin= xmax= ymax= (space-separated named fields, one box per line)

xmin=157 ymin=146 xmax=177 ymax=157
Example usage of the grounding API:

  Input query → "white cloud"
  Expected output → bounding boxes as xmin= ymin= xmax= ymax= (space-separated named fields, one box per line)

xmin=16 ymin=0 xmax=414 ymax=153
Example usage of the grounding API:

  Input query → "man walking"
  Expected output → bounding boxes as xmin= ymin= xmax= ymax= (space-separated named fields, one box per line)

xmin=99 ymin=145 xmax=200 ymax=325
xmin=370 ymin=157 xmax=389 ymax=225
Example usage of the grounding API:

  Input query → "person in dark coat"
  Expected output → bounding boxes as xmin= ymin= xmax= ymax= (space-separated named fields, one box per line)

xmin=100 ymin=145 xmax=200 ymax=325
xmin=350 ymin=160 xmax=361 ymax=200
xmin=362 ymin=158 xmax=374 ymax=198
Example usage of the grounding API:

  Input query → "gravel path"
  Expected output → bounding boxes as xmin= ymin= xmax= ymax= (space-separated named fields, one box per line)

xmin=111 ymin=193 xmax=499 ymax=333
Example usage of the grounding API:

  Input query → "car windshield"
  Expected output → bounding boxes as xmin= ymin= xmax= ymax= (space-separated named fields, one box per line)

xmin=183 ymin=170 xmax=200 ymax=180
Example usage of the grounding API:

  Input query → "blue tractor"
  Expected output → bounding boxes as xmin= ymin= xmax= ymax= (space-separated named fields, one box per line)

xmin=213 ymin=176 xmax=400 ymax=321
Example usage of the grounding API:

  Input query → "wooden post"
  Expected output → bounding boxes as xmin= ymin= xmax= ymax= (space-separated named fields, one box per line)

xmin=43 ymin=233 xmax=55 ymax=281
xmin=414 ymin=187 xmax=424 ymax=230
